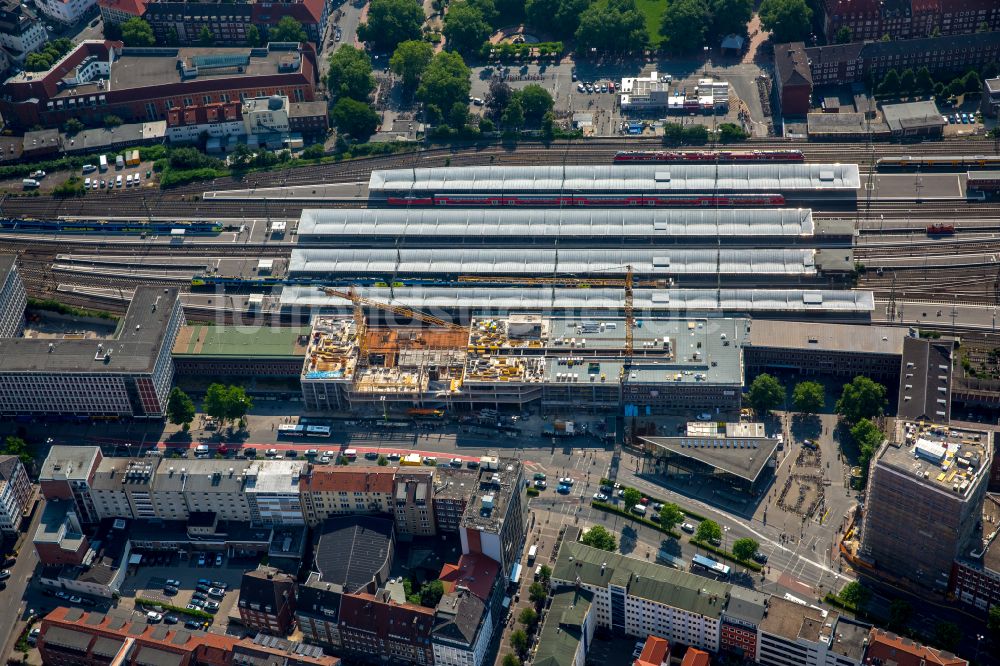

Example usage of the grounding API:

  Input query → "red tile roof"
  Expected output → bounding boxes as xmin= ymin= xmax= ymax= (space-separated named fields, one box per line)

xmin=98 ymin=0 xmax=147 ymax=17
xmin=438 ymin=553 xmax=500 ymax=602
xmin=634 ymin=636 xmax=669 ymax=666
xmin=866 ymin=629 xmax=968 ymax=666
xmin=681 ymin=646 xmax=711 ymax=666
xmin=166 ymin=102 xmax=243 ymax=128
xmin=301 ymin=466 xmax=396 ymax=493
xmin=339 ymin=591 xmax=434 ymax=644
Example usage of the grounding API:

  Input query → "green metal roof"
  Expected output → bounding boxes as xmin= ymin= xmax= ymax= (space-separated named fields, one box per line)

xmin=533 ymin=588 xmax=593 ymax=666
xmin=553 ymin=541 xmax=731 ymax=619
xmin=172 ymin=325 xmax=310 ymax=359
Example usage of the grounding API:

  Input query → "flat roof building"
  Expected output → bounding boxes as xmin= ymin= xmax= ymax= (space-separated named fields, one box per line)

xmin=860 ymin=420 xmax=993 ymax=588
xmin=949 ymin=493 xmax=1000 ymax=614
xmin=172 ymin=324 xmax=310 ymax=379
xmin=898 ymin=336 xmax=955 ymax=424
xmin=0 ymin=285 xmax=182 ymax=419
xmin=532 ymin=587 xmax=596 ymax=666
xmin=459 ymin=458 xmax=526 ymax=576
xmin=882 ymin=101 xmax=947 ymax=137
xmin=312 ymin=516 xmax=394 ymax=595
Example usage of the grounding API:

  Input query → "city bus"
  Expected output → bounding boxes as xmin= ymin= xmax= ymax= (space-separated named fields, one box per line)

xmin=691 ymin=554 xmax=731 ymax=581
xmin=277 ymin=424 xmax=305 ymax=438
xmin=305 ymin=425 xmax=331 ymax=438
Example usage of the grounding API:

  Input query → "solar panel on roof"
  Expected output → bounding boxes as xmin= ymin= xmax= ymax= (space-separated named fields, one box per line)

xmin=191 ymin=54 xmax=249 ymax=69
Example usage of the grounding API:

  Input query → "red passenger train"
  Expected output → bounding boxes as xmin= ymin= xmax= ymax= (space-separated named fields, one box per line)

xmin=926 ymin=223 xmax=955 ymax=235
xmin=385 ymin=194 xmax=786 ymax=207
xmin=613 ymin=150 xmax=805 ymax=164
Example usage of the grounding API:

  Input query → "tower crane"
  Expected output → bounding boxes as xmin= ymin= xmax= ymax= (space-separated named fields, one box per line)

xmin=316 ymin=286 xmax=468 ymax=333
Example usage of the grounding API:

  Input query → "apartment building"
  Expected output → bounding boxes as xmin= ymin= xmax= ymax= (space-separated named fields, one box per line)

xmin=245 ymin=460 xmax=307 ymax=526
xmin=0 ymin=256 xmax=26 ymax=340
xmin=295 ymin=578 xmax=344 ymax=650
xmin=823 ymin=0 xmax=1000 ymax=41
xmin=39 ymin=446 xmax=103 ymax=525
xmin=459 ymin=459 xmax=527 ymax=575
xmin=719 ymin=586 xmax=767 ymax=661
xmin=96 ymin=0 xmax=145 ymax=25
xmin=805 ymin=30 xmax=1000 ymax=87
xmin=0 ymin=0 xmax=47 ymax=64
xmin=142 ymin=0 xmax=328 ymax=46
xmin=434 ymin=553 xmax=504 ymax=666
xmin=533 ymin=587 xmax=596 ymax=666
xmin=0 ymin=455 xmax=31 ymax=537
xmin=757 ymin=597 xmax=868 ymax=666
xmin=0 ymin=286 xmax=182 ymax=419
xmin=299 ymin=466 xmax=394 ymax=526
xmin=338 ymin=591 xmax=436 ymax=666
xmin=433 ymin=466 xmax=476 ymax=532
xmin=861 ymin=421 xmax=993 ymax=588
xmin=165 ymin=101 xmax=244 ymax=144
xmin=394 ymin=469 xmax=436 ymax=536
xmin=865 ymin=628 xmax=969 ymax=666
xmin=151 ymin=460 xmax=253 ymax=523
xmin=34 ymin=502 xmax=90 ymax=566
xmin=238 ymin=566 xmax=297 ymax=636
xmin=33 ymin=0 xmax=95 ymax=24
xmin=0 ymin=40 xmax=319 ymax=130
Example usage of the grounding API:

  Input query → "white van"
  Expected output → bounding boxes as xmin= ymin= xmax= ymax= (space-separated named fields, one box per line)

xmin=82 ymin=164 xmax=97 ymax=174
xmin=115 ymin=154 xmax=125 ymax=168
xmin=195 ymin=444 xmax=210 ymax=456
xmin=84 ymin=177 xmax=91 ymax=188
xmin=99 ymin=154 xmax=108 ymax=171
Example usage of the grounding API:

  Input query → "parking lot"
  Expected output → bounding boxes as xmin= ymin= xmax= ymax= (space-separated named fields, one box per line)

xmin=117 ymin=555 xmax=244 ymax=633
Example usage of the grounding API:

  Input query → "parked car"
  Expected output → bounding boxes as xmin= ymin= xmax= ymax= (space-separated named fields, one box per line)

xmin=204 ymin=601 xmax=220 ymax=612
xmin=210 ymin=581 xmax=228 ymax=590
xmin=196 ymin=554 xmax=206 ymax=566
xmin=146 ymin=612 xmax=163 ymax=623
xmin=593 ymin=493 xmax=608 ymax=501
xmin=186 ymin=604 xmax=202 ymax=612
xmin=215 ymin=554 xmax=223 ymax=566
xmin=304 ymin=449 xmax=318 ymax=457
xmin=27 ymin=628 xmax=40 ymax=645
xmin=558 ymin=477 xmax=574 ymax=486
xmin=534 ymin=480 xmax=547 ymax=489
xmin=184 ymin=620 xmax=202 ymax=630
xmin=192 ymin=592 xmax=207 ymax=601
xmin=0 ymin=570 xmax=10 ymax=580
xmin=198 ymin=578 xmax=212 ymax=586
xmin=207 ymin=587 xmax=225 ymax=598
xmin=450 ymin=458 xmax=463 ymax=467
xmin=68 ymin=596 xmax=82 ymax=604
xmin=265 ymin=448 xmax=278 ymax=457
xmin=243 ymin=448 xmax=257 ymax=458
xmin=29 ymin=170 xmax=46 ymax=179
xmin=163 ymin=586 xmax=179 ymax=596
xmin=557 ymin=485 xmax=571 ymax=494
xmin=681 ymin=522 xmax=695 ymax=534
xmin=696 ymin=412 xmax=713 ymax=421
xmin=163 ymin=615 xmax=179 ymax=625
xmin=284 ymin=450 xmax=297 ymax=458
xmin=165 ymin=579 xmax=181 ymax=587
xmin=533 ymin=473 xmax=547 ymax=480
xmin=188 ymin=599 xmax=206 ymax=608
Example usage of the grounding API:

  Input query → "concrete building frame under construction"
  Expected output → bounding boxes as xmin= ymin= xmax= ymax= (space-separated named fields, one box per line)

xmin=299 ymin=314 xmax=746 ymax=414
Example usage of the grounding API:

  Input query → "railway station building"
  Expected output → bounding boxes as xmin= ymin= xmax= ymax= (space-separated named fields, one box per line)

xmin=0 ymin=281 xmax=183 ymax=419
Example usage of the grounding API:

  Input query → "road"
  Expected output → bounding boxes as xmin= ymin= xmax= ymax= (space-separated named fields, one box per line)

xmin=0 ymin=498 xmax=43 ymax=661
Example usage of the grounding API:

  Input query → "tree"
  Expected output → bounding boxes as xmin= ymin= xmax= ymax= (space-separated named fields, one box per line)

xmin=914 ymin=66 xmax=934 ymax=93
xmin=201 ymin=384 xmax=253 ymax=426
xmin=53 ymin=177 xmax=86 ymax=198
xmin=575 ymin=0 xmax=647 ymax=54
xmin=198 ymin=25 xmax=214 ymax=46
xmin=660 ymin=0 xmax=710 ymax=54
xmin=899 ymin=68 xmax=916 ymax=95
xmin=887 ymin=599 xmax=912 ymax=632
xmin=835 ymin=376 xmax=887 ymax=422
xmin=747 ymin=373 xmax=785 ymax=413
xmin=988 ymin=604 xmax=1000 ymax=642
xmin=839 ymin=581 xmax=870 ymax=609
xmin=537 ymin=565 xmax=552 ymax=583
xmin=246 ymin=24 xmax=261 ymax=47
xmin=622 ymin=488 xmax=642 ymax=512
xmin=932 ymin=621 xmax=961 ymax=653
xmin=517 ymin=84 xmax=554 ymax=122
xmin=878 ymin=69 xmax=900 ymax=97
xmin=541 ymin=111 xmax=555 ymax=142
xmin=327 ymin=46 xmax=375 ymax=102
xmin=104 ymin=21 xmax=123 ymax=41
xmin=510 ymin=629 xmax=529 ymax=655
xmin=581 ymin=524 xmax=618 ymax=551
xmin=377 ymin=455 xmax=389 ymax=466
xmin=271 ymin=16 xmax=307 ymax=43
xmin=485 ymin=79 xmax=513 ymax=118
xmin=696 ymin=519 xmax=722 ymax=544
xmin=166 ymin=388 xmax=196 ymax=427
xmin=528 ymin=581 xmax=547 ymax=603
xmin=64 ymin=118 xmax=85 ymax=135
xmin=467 ymin=0 xmax=499 ymax=25
xmin=710 ymin=0 xmax=753 ymax=39
xmin=659 ymin=503 xmax=684 ymax=530
xmin=792 ymin=381 xmax=825 ymax=415
xmin=358 ymin=0 xmax=425 ymax=53
xmin=103 ymin=115 xmax=123 ymax=128
xmin=758 ymin=0 xmax=812 ymax=44
xmin=947 ymin=77 xmax=965 ymax=99
xmin=390 ymin=40 xmax=434 ymax=91
xmin=835 ymin=26 xmax=852 ymax=43
xmin=851 ymin=418 xmax=883 ymax=473
xmin=502 ymin=655 xmax=522 ymax=666
xmin=731 ymin=537 xmax=759 ymax=561
xmin=331 ymin=98 xmax=380 ymax=140
xmin=444 ymin=2 xmax=492 ymax=55
xmin=419 ymin=579 xmax=444 ymax=607
xmin=1 ymin=436 xmax=33 ymax=467
xmin=501 ymin=95 xmax=525 ymax=129
xmin=121 ymin=17 xmax=155 ymax=46
xmin=518 ymin=607 xmax=538 ymax=627
xmin=717 ymin=122 xmax=748 ymax=143
xmin=417 ymin=51 xmax=472 ymax=121
xmin=525 ymin=0 xmax=591 ymax=39
xmin=449 ymin=101 xmax=471 ymax=128
xmin=963 ymin=69 xmax=981 ymax=94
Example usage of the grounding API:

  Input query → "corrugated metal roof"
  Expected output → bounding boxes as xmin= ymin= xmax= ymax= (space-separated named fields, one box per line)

xmin=288 ymin=248 xmax=817 ymax=276
xmin=369 ymin=164 xmax=861 ymax=192
xmin=280 ymin=286 xmax=875 ymax=313
xmin=296 ymin=208 xmax=816 ymax=238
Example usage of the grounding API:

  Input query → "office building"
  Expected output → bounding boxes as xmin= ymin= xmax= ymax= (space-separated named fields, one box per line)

xmin=949 ymin=493 xmax=1000 ymax=613
xmin=745 ymin=320 xmax=905 ymax=383
xmin=0 ymin=256 xmax=26 ymax=339
xmin=245 ymin=460 xmax=307 ymax=526
xmin=394 ymin=469 xmax=436 ymax=536
xmin=38 ymin=445 xmax=103 ymax=524
xmin=860 ymin=421 xmax=993 ymax=588
xmin=756 ymin=596 xmax=867 ymax=666
xmin=338 ymin=591 xmax=436 ymax=665
xmin=37 ymin=517 xmax=132 ymax=599
xmin=150 ymin=459 xmax=253 ymax=523
xmin=0 ymin=0 xmax=47 ymax=64
xmin=719 ymin=586 xmax=767 ymax=660
xmin=0 ymin=40 xmax=319 ymax=130
xmin=143 ymin=0 xmax=327 ymax=46
xmin=459 ymin=458 xmax=527 ymax=575
xmin=984 ymin=77 xmax=1000 ymax=117
xmin=0 ymin=287 xmax=182 ymax=419
xmin=0 ymin=455 xmax=31 ymax=537
xmin=172 ymin=324 xmax=310 ymax=379
xmin=774 ymin=42 xmax=813 ymax=116
xmin=433 ymin=466 xmax=477 ymax=532
xmin=435 ymin=553 xmax=504 ymax=666
xmin=533 ymin=587 xmax=596 ymax=666
xmin=33 ymin=502 xmax=90 ymax=567
xmin=238 ymin=566 xmax=297 ymax=636
xmin=299 ymin=466 xmax=395 ymax=526
xmin=898 ymin=336 xmax=955 ymax=424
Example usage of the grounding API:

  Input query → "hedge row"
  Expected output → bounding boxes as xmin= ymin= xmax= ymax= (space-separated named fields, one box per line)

xmin=591 ymin=501 xmax=681 ymax=539
xmin=136 ymin=597 xmax=213 ymax=621
xmin=597 ymin=478 xmax=708 ymax=522
xmin=689 ymin=539 xmax=762 ymax=572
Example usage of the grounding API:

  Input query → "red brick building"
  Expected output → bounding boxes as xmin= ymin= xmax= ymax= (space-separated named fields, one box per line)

xmin=773 ymin=42 xmax=813 ymax=117
xmin=338 ymin=591 xmax=436 ymax=665
xmin=237 ymin=566 xmax=298 ymax=636
xmin=865 ymin=628 xmax=968 ymax=665
xmin=0 ymin=40 xmax=319 ymax=130
xmin=823 ymin=0 xmax=1000 ymax=41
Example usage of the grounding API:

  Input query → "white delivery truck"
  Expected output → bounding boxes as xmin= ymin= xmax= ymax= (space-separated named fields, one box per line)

xmin=99 ymin=154 xmax=108 ymax=171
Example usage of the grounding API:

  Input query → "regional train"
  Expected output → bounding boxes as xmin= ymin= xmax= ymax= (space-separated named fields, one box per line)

xmin=0 ymin=218 xmax=224 ymax=235
xmin=613 ymin=150 xmax=805 ymax=163
xmin=384 ymin=194 xmax=787 ymax=207
xmin=926 ymin=223 xmax=956 ymax=235
xmin=876 ymin=155 xmax=1000 ymax=170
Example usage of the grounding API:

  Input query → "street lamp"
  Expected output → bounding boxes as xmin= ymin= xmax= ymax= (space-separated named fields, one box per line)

xmin=723 ymin=525 xmax=731 ymax=552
